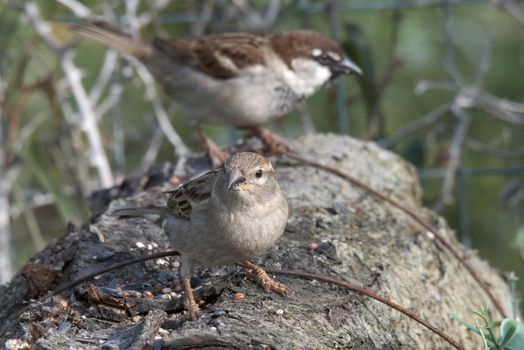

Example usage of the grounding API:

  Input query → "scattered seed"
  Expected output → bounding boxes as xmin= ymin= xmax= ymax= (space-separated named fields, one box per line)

xmin=308 ymin=243 xmax=318 ymax=252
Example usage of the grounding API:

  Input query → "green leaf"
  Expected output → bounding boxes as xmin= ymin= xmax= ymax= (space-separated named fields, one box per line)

xmin=504 ymin=325 xmax=524 ymax=350
xmin=499 ymin=319 xmax=517 ymax=346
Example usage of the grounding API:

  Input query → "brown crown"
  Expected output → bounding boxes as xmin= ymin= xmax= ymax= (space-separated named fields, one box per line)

xmin=269 ymin=30 xmax=343 ymax=67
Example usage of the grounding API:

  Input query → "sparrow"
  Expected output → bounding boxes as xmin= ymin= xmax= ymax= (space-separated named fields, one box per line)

xmin=112 ymin=152 xmax=289 ymax=320
xmin=71 ymin=22 xmax=362 ymax=167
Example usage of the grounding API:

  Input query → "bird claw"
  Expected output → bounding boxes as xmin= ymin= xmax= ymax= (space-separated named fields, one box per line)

xmin=186 ymin=297 xmax=202 ymax=321
xmin=241 ymin=261 xmax=287 ymax=296
xmin=258 ymin=273 xmax=287 ymax=296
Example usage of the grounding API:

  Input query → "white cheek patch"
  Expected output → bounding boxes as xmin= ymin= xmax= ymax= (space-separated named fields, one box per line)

xmin=286 ymin=58 xmax=331 ymax=97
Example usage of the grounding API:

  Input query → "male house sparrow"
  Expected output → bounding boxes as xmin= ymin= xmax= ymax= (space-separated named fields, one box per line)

xmin=72 ymin=22 xmax=362 ymax=166
xmin=113 ymin=152 xmax=288 ymax=320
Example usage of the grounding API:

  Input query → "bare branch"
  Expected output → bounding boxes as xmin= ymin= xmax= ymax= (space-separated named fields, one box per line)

xmin=24 ymin=2 xmax=114 ymax=188
xmin=466 ymin=138 xmax=524 ymax=158
xmin=435 ymin=106 xmax=472 ymax=210
xmin=380 ymin=103 xmax=451 ymax=148
xmin=133 ymin=62 xmax=192 ymax=159
xmin=123 ymin=2 xmax=192 ymax=160
xmin=139 ymin=127 xmax=164 ymax=171
xmin=55 ymin=0 xmax=92 ymax=18
xmin=305 ymin=0 xmax=488 ymax=13
xmin=89 ymin=50 xmax=119 ymax=105
xmin=494 ymin=0 xmax=524 ymax=28
xmin=12 ymin=183 xmax=45 ymax=251
xmin=0 ymin=71 xmax=14 ymax=284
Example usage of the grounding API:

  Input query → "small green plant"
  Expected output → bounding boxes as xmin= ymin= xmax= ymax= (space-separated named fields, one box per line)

xmin=452 ymin=273 xmax=523 ymax=349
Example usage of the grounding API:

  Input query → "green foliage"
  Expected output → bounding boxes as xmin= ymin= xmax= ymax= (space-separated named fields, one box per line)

xmin=452 ymin=273 xmax=523 ymax=349
xmin=453 ymin=309 xmax=524 ymax=349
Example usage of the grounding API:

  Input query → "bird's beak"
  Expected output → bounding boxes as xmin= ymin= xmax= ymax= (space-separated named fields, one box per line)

xmin=227 ymin=169 xmax=247 ymax=190
xmin=332 ymin=56 xmax=363 ymax=76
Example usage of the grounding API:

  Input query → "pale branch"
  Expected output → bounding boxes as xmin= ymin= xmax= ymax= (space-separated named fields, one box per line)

xmin=12 ymin=183 xmax=45 ymax=251
xmin=305 ymin=0 xmax=488 ymax=13
xmin=89 ymin=50 xmax=119 ymax=105
xmin=0 ymin=72 xmax=15 ymax=284
xmin=139 ymin=127 xmax=164 ymax=172
xmin=435 ymin=106 xmax=471 ymax=210
xmin=122 ymin=2 xmax=192 ymax=160
xmin=379 ymin=103 xmax=451 ymax=148
xmin=54 ymin=0 xmax=92 ymax=18
xmin=465 ymin=138 xmax=524 ymax=158
xmin=24 ymin=2 xmax=114 ymax=188
xmin=495 ymin=0 xmax=524 ymax=28
xmin=95 ymin=83 xmax=124 ymax=118
xmin=435 ymin=36 xmax=493 ymax=211
xmin=133 ymin=62 xmax=193 ymax=159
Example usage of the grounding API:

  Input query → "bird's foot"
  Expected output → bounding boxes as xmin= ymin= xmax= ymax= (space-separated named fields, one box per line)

xmin=252 ymin=127 xmax=290 ymax=155
xmin=240 ymin=260 xmax=287 ymax=296
xmin=185 ymin=296 xmax=202 ymax=321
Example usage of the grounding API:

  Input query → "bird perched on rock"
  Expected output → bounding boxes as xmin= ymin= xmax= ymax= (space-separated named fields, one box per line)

xmin=71 ymin=22 xmax=362 ymax=167
xmin=112 ymin=152 xmax=288 ymax=320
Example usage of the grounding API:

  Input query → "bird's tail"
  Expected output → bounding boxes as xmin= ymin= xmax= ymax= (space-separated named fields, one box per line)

xmin=70 ymin=21 xmax=153 ymax=59
xmin=111 ymin=206 xmax=167 ymax=227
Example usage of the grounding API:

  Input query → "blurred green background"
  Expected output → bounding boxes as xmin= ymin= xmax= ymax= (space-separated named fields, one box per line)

xmin=1 ymin=0 xmax=523 ymax=303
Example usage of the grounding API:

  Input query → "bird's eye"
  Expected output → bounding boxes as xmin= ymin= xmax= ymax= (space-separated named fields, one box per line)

xmin=255 ymin=169 xmax=263 ymax=178
xmin=315 ymin=52 xmax=332 ymax=65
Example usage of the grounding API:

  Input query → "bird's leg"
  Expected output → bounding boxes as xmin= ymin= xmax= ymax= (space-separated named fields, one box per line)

xmin=182 ymin=277 xmax=201 ymax=321
xmin=180 ymin=258 xmax=201 ymax=321
xmin=239 ymin=260 xmax=287 ymax=296
xmin=251 ymin=127 xmax=290 ymax=155
xmin=195 ymin=125 xmax=230 ymax=169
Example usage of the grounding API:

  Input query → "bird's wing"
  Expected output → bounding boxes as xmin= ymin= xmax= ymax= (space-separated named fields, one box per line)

xmin=153 ymin=33 xmax=267 ymax=79
xmin=166 ymin=170 xmax=219 ymax=219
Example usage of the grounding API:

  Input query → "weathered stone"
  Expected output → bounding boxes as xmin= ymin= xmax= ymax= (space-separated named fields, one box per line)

xmin=0 ymin=134 xmax=511 ymax=349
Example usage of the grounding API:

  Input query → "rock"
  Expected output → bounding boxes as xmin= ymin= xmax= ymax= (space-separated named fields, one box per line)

xmin=0 ymin=134 xmax=510 ymax=349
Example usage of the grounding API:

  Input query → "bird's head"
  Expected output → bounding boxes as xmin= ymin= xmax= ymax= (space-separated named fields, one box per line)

xmin=220 ymin=152 xmax=278 ymax=204
xmin=270 ymin=30 xmax=362 ymax=97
